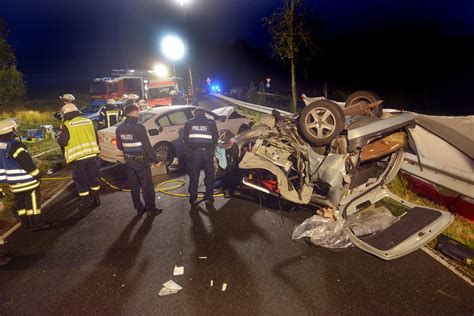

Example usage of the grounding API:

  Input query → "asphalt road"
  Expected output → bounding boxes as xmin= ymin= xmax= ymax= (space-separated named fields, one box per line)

xmin=0 ymin=97 xmax=472 ymax=315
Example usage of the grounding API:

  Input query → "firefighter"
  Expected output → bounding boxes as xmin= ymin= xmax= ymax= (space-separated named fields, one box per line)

xmin=99 ymin=99 xmax=122 ymax=128
xmin=138 ymin=99 xmax=148 ymax=111
xmin=183 ymin=108 xmax=218 ymax=206
xmin=116 ymin=104 xmax=162 ymax=217
xmin=57 ymin=103 xmax=101 ymax=209
xmin=0 ymin=119 xmax=49 ymax=230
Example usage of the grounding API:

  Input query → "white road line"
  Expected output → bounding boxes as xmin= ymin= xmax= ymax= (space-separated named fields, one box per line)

xmin=421 ymin=246 xmax=473 ymax=286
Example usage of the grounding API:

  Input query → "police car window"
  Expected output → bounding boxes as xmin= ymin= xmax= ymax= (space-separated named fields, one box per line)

xmin=168 ymin=111 xmax=188 ymax=125
xmin=138 ymin=113 xmax=155 ymax=124
xmin=157 ymin=115 xmax=171 ymax=127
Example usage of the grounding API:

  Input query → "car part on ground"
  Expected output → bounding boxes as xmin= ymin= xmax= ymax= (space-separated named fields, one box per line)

xmin=344 ymin=90 xmax=382 ymax=117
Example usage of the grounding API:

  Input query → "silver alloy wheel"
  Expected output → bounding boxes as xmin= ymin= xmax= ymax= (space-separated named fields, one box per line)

xmin=305 ymin=107 xmax=337 ymax=138
xmin=155 ymin=145 xmax=172 ymax=165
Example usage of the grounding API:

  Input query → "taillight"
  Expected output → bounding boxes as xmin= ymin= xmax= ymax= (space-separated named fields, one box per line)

xmin=111 ymin=138 xmax=117 ymax=146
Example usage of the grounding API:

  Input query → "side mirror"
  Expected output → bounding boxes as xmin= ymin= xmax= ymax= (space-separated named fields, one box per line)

xmin=148 ymin=129 xmax=159 ymax=136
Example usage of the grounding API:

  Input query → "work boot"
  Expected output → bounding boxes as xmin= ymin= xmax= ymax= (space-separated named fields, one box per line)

xmin=147 ymin=208 xmax=162 ymax=216
xmin=28 ymin=216 xmax=50 ymax=231
xmin=19 ymin=216 xmax=30 ymax=229
xmin=205 ymin=197 xmax=215 ymax=205
xmin=136 ymin=208 xmax=146 ymax=218
xmin=92 ymin=196 xmax=101 ymax=208
xmin=79 ymin=202 xmax=93 ymax=210
xmin=189 ymin=199 xmax=198 ymax=207
xmin=223 ymin=189 xmax=231 ymax=199
xmin=91 ymin=190 xmax=101 ymax=207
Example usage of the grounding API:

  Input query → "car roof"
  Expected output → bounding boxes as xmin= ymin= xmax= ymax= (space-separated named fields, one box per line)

xmin=144 ymin=105 xmax=195 ymax=115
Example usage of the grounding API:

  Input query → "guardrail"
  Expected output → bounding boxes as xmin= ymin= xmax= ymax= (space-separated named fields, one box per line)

xmin=210 ymin=93 xmax=292 ymax=116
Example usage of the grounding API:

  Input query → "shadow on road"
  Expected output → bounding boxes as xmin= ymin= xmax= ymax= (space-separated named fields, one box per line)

xmin=49 ymin=214 xmax=156 ymax=314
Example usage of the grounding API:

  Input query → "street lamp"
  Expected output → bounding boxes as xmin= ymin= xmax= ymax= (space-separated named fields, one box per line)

xmin=161 ymin=36 xmax=185 ymax=61
xmin=153 ymin=64 xmax=169 ymax=78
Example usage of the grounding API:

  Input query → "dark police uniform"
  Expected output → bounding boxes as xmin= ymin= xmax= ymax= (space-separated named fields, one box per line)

xmin=183 ymin=111 xmax=218 ymax=204
xmin=116 ymin=115 xmax=160 ymax=216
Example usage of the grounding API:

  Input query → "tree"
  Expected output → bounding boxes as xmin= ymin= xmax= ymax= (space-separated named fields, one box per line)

xmin=0 ymin=19 xmax=26 ymax=104
xmin=263 ymin=0 xmax=315 ymax=113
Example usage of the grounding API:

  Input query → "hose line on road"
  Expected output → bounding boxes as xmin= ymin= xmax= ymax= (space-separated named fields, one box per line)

xmin=42 ymin=177 xmax=224 ymax=198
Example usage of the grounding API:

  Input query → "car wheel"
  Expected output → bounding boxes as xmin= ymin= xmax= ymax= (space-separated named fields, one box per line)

xmin=298 ymin=100 xmax=345 ymax=147
xmin=237 ymin=124 xmax=250 ymax=134
xmin=153 ymin=142 xmax=175 ymax=166
xmin=345 ymin=90 xmax=382 ymax=117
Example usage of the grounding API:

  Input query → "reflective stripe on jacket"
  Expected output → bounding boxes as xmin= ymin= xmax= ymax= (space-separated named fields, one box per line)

xmin=63 ymin=116 xmax=100 ymax=164
xmin=0 ymin=139 xmax=39 ymax=192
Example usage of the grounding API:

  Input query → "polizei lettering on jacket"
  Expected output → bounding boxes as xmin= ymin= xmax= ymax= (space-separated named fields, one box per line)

xmin=120 ymin=134 xmax=134 ymax=140
xmin=192 ymin=126 xmax=208 ymax=132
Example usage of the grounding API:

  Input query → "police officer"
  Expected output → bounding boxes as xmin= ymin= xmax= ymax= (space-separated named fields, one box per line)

xmin=57 ymin=103 xmax=101 ymax=209
xmin=99 ymin=99 xmax=122 ymax=128
xmin=116 ymin=104 xmax=162 ymax=217
xmin=183 ymin=108 xmax=218 ymax=206
xmin=0 ymin=118 xmax=49 ymax=230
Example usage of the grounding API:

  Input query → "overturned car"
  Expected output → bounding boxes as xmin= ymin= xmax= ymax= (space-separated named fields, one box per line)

xmin=234 ymin=91 xmax=453 ymax=260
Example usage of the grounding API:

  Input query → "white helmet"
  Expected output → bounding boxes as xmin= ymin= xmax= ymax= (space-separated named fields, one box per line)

xmin=107 ymin=99 xmax=116 ymax=105
xmin=121 ymin=94 xmax=129 ymax=99
xmin=59 ymin=94 xmax=75 ymax=102
xmin=61 ymin=103 xmax=79 ymax=115
xmin=128 ymin=94 xmax=139 ymax=100
xmin=0 ymin=119 xmax=18 ymax=135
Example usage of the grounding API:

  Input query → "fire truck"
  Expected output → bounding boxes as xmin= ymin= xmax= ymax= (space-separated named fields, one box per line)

xmin=89 ymin=69 xmax=149 ymax=104
xmin=89 ymin=69 xmax=187 ymax=107
xmin=147 ymin=77 xmax=186 ymax=107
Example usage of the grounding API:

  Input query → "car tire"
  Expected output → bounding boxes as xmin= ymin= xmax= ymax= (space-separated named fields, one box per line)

xmin=345 ymin=90 xmax=382 ymax=117
xmin=153 ymin=142 xmax=175 ymax=167
xmin=298 ymin=100 xmax=345 ymax=147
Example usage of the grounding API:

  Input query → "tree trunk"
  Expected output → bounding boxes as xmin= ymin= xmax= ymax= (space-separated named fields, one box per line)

xmin=291 ymin=57 xmax=297 ymax=113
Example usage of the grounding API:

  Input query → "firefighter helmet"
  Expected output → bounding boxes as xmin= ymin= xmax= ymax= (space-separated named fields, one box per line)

xmin=128 ymin=94 xmax=139 ymax=100
xmin=107 ymin=99 xmax=116 ymax=105
xmin=59 ymin=94 xmax=76 ymax=102
xmin=0 ymin=119 xmax=18 ymax=135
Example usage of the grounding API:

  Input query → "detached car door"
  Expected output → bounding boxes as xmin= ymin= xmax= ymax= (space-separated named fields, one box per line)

xmin=339 ymin=144 xmax=453 ymax=260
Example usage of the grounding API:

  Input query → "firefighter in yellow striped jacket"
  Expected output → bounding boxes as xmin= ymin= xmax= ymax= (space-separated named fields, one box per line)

xmin=0 ymin=119 xmax=49 ymax=230
xmin=57 ymin=103 xmax=101 ymax=209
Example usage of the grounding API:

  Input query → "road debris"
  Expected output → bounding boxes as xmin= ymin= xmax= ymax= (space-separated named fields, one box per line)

xmin=159 ymin=280 xmax=183 ymax=296
xmin=210 ymin=280 xmax=213 ymax=287
xmin=222 ymin=282 xmax=228 ymax=291
xmin=198 ymin=256 xmax=207 ymax=259
xmin=173 ymin=266 xmax=184 ymax=276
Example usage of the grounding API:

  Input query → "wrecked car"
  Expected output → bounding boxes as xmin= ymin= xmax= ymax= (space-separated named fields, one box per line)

xmin=235 ymin=90 xmax=453 ymax=260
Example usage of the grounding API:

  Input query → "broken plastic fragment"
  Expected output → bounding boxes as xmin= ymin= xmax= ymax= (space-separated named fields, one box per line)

xmin=222 ymin=283 xmax=227 ymax=291
xmin=210 ymin=280 xmax=213 ymax=287
xmin=199 ymin=256 xmax=207 ymax=259
xmin=159 ymin=280 xmax=183 ymax=296
xmin=173 ymin=266 xmax=184 ymax=276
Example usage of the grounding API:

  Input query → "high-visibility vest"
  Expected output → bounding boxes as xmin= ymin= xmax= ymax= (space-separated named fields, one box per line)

xmin=0 ymin=139 xmax=40 ymax=193
xmin=64 ymin=116 xmax=100 ymax=164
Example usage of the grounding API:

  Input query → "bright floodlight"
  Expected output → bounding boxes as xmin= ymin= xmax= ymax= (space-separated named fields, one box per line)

xmin=154 ymin=64 xmax=169 ymax=77
xmin=161 ymin=36 xmax=185 ymax=61
xmin=178 ymin=0 xmax=192 ymax=6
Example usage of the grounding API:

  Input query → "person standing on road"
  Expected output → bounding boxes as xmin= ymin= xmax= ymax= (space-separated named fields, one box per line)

xmin=184 ymin=108 xmax=218 ymax=206
xmin=115 ymin=104 xmax=162 ymax=217
xmin=99 ymin=99 xmax=122 ymax=129
xmin=0 ymin=119 xmax=49 ymax=230
xmin=57 ymin=103 xmax=101 ymax=209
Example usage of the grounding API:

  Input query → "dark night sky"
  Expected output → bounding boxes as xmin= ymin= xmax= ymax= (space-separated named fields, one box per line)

xmin=1 ymin=0 xmax=474 ymax=113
